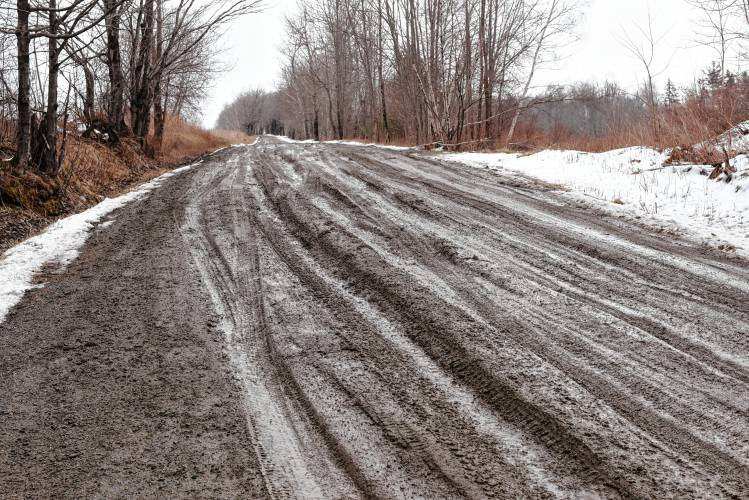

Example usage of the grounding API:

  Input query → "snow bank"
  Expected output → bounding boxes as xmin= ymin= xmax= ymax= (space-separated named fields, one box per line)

xmin=444 ymin=148 xmax=749 ymax=254
xmin=267 ymin=134 xmax=412 ymax=151
xmin=325 ymin=139 xmax=413 ymax=151
xmin=699 ymin=120 xmax=749 ymax=155
xmin=0 ymin=162 xmax=199 ymax=324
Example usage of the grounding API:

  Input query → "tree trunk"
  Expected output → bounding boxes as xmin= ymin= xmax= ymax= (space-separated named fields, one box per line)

xmin=483 ymin=72 xmax=493 ymax=139
xmin=39 ymin=0 xmax=60 ymax=174
xmin=324 ymin=86 xmax=335 ymax=139
xmin=67 ymin=49 xmax=95 ymax=126
xmin=131 ymin=0 xmax=155 ymax=149
xmin=82 ymin=64 xmax=95 ymax=126
xmin=15 ymin=0 xmax=31 ymax=168
xmin=153 ymin=85 xmax=165 ymax=153
xmin=378 ymin=0 xmax=389 ymax=141
xmin=314 ymin=107 xmax=320 ymax=141
xmin=507 ymin=2 xmax=555 ymax=146
xmin=458 ymin=0 xmax=472 ymax=144
xmin=333 ymin=0 xmax=345 ymax=140
xmin=104 ymin=0 xmax=126 ymax=134
xmin=336 ymin=102 xmax=344 ymax=140
xmin=152 ymin=0 xmax=165 ymax=153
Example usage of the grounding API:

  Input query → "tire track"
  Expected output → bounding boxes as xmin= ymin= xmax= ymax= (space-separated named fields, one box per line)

xmin=245 ymin=145 xmax=603 ymax=498
xmin=241 ymin=138 xmax=749 ymax=497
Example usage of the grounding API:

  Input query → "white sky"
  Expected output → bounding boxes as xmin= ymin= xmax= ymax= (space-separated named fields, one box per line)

xmin=201 ymin=0 xmax=736 ymax=128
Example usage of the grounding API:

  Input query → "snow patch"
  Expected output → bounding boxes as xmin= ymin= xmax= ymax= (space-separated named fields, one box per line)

xmin=230 ymin=137 xmax=259 ymax=147
xmin=265 ymin=134 xmax=412 ymax=151
xmin=0 ymin=162 xmax=200 ymax=324
xmin=444 ymin=148 xmax=749 ymax=254
xmin=697 ymin=120 xmax=749 ymax=155
xmin=325 ymin=139 xmax=413 ymax=151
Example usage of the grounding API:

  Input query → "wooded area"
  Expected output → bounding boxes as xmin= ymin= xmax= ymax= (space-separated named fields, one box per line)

xmin=0 ymin=0 xmax=261 ymax=175
xmin=1 ymin=0 xmax=747 ymax=177
xmin=279 ymin=0 xmax=579 ymax=145
xmin=216 ymin=0 xmax=749 ymax=151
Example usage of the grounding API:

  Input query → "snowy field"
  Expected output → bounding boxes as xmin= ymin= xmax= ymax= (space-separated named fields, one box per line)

xmin=0 ymin=162 xmax=199 ymax=323
xmin=444 ymin=147 xmax=749 ymax=255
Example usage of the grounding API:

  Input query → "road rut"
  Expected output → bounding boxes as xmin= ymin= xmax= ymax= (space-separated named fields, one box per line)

xmin=1 ymin=137 xmax=748 ymax=498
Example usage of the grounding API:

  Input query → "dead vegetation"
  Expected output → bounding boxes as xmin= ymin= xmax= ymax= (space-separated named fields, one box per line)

xmin=0 ymin=118 xmax=253 ymax=250
xmin=158 ymin=117 xmax=248 ymax=165
xmin=490 ymin=76 xmax=749 ymax=157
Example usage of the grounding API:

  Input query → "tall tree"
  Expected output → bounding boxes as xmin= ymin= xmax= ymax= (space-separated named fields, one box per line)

xmin=103 ymin=0 xmax=126 ymax=134
xmin=15 ymin=0 xmax=31 ymax=168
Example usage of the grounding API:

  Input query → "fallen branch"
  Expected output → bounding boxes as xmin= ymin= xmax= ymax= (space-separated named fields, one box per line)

xmin=418 ymin=138 xmax=492 ymax=151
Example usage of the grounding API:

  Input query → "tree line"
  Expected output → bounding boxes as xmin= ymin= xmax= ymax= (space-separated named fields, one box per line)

xmin=276 ymin=0 xmax=578 ymax=146
xmin=517 ymin=71 xmax=749 ymax=150
xmin=216 ymin=0 xmax=749 ymax=150
xmin=0 ymin=0 xmax=261 ymax=175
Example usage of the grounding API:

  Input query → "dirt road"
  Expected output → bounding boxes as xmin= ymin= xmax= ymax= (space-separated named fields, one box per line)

xmin=2 ymin=136 xmax=748 ymax=498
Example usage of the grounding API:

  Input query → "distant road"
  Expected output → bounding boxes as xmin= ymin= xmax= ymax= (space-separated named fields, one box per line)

xmin=2 ymin=136 xmax=748 ymax=498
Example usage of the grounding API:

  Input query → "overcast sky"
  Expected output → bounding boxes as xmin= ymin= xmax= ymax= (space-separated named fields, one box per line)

xmin=200 ymin=0 xmax=732 ymax=128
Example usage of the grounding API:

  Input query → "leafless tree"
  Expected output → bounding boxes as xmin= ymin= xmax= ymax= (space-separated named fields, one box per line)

xmin=275 ymin=0 xmax=579 ymax=145
xmin=19 ymin=0 xmax=116 ymax=172
xmin=130 ymin=0 xmax=262 ymax=150
xmin=617 ymin=9 xmax=669 ymax=141
xmin=216 ymin=88 xmax=282 ymax=134
xmin=0 ymin=0 xmax=261 ymax=172
xmin=506 ymin=0 xmax=579 ymax=145
xmin=688 ymin=0 xmax=742 ymax=74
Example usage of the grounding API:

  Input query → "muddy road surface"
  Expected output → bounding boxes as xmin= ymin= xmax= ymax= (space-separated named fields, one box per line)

xmin=2 ymin=136 xmax=748 ymax=498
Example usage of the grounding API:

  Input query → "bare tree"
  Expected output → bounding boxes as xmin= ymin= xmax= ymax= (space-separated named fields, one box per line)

xmin=688 ymin=0 xmax=741 ymax=74
xmin=129 ymin=0 xmax=263 ymax=151
xmin=14 ymin=0 xmax=32 ymax=167
xmin=617 ymin=9 xmax=669 ymax=141
xmin=103 ymin=0 xmax=127 ymax=134
xmin=216 ymin=88 xmax=282 ymax=134
xmin=1 ymin=0 xmax=125 ymax=171
xmin=33 ymin=0 xmax=118 ymax=173
xmin=0 ymin=0 xmax=261 ymax=173
xmin=506 ymin=0 xmax=578 ymax=145
xmin=276 ymin=0 xmax=580 ymax=145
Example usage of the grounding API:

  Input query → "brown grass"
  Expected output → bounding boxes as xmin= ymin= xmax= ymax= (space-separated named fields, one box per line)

xmin=157 ymin=116 xmax=252 ymax=164
xmin=507 ymin=86 xmax=748 ymax=156
xmin=210 ymin=127 xmax=256 ymax=145
xmin=1 ymin=116 xmax=252 ymax=248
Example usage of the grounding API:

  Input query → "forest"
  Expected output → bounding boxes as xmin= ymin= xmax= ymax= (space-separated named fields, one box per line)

xmin=0 ymin=0 xmax=259 ymax=172
xmin=0 ymin=0 xmax=259 ymax=241
xmin=217 ymin=0 xmax=749 ymax=152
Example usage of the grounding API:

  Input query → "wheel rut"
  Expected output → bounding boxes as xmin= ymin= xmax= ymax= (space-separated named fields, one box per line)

xmin=2 ymin=138 xmax=748 ymax=499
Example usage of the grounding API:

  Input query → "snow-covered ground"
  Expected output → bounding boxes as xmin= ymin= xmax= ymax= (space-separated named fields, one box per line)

xmin=697 ymin=119 xmax=749 ymax=156
xmin=270 ymin=132 xmax=749 ymax=255
xmin=269 ymin=134 xmax=412 ymax=151
xmin=0 ymin=162 xmax=199 ymax=324
xmin=444 ymin=147 xmax=749 ymax=255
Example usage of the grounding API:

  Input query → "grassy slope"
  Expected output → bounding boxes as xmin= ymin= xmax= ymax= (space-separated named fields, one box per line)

xmin=0 ymin=118 xmax=252 ymax=252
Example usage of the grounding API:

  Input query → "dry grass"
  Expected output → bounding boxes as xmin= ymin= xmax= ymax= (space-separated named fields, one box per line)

xmin=507 ymin=87 xmax=749 ymax=156
xmin=210 ymin=127 xmax=255 ymax=145
xmin=505 ymin=122 xmax=651 ymax=153
xmin=507 ymin=113 xmax=741 ymax=156
xmin=157 ymin=116 xmax=252 ymax=164
xmin=56 ymin=117 xmax=243 ymax=211
xmin=1 ymin=116 xmax=250 ymax=247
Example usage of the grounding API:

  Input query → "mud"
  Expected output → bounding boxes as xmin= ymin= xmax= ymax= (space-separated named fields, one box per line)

xmin=1 ymin=137 xmax=748 ymax=498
